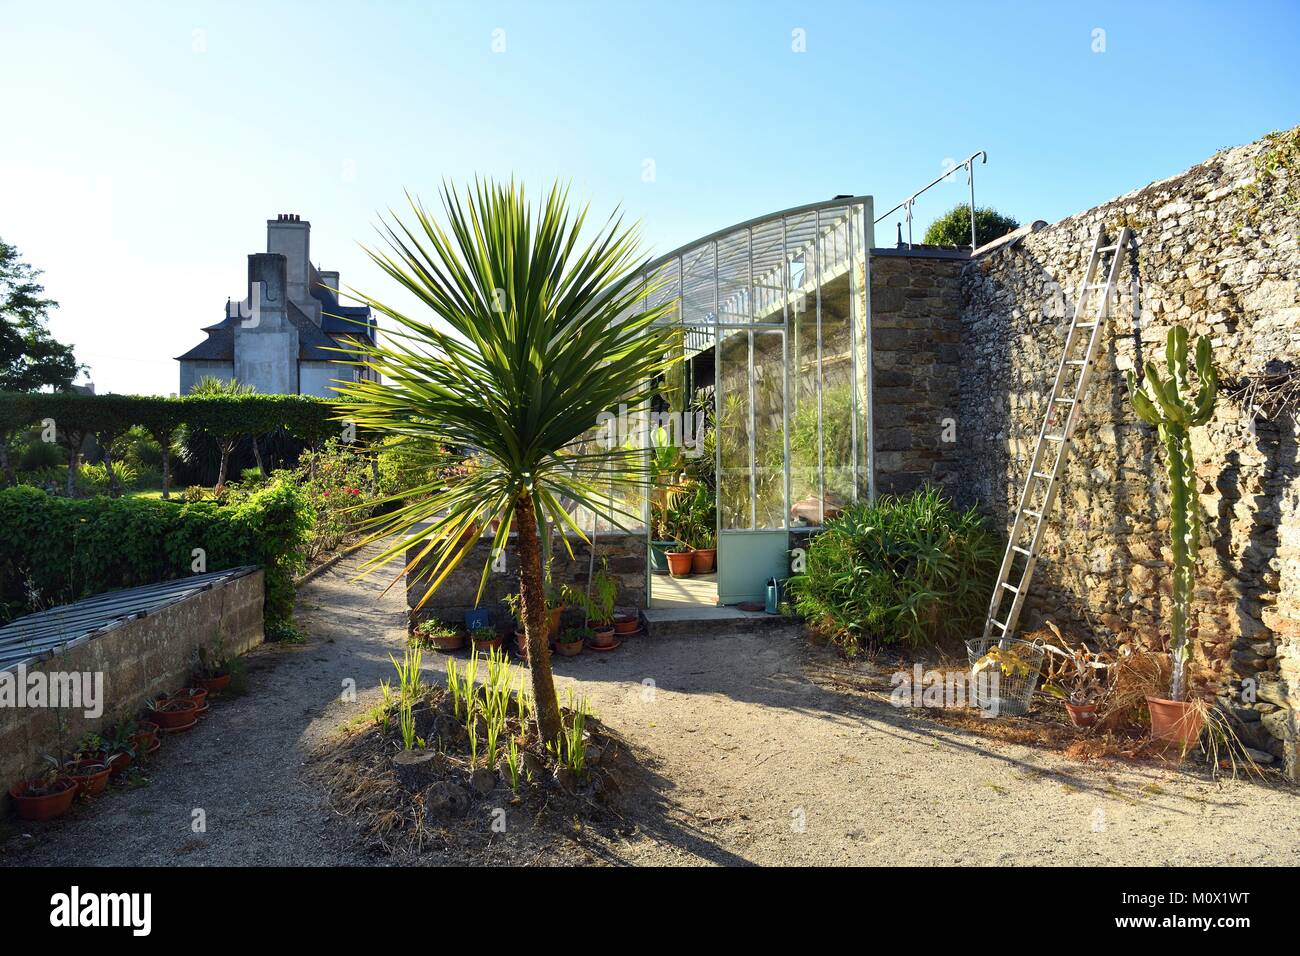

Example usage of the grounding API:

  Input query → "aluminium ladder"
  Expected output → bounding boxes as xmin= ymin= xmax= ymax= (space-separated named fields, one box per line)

xmin=979 ymin=224 xmax=1132 ymax=649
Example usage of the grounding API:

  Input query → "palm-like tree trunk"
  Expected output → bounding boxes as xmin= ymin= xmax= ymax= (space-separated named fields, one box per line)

xmin=215 ymin=438 xmax=234 ymax=492
xmin=513 ymin=490 xmax=563 ymax=743
xmin=160 ymin=444 xmax=171 ymax=499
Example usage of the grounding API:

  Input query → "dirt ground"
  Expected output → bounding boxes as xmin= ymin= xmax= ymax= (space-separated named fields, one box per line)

xmin=5 ymin=543 xmax=1299 ymax=867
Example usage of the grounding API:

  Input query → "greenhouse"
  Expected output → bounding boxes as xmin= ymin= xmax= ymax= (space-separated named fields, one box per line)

xmin=639 ymin=197 xmax=875 ymax=605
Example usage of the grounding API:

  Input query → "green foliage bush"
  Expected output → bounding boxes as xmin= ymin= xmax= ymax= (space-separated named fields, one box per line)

xmin=785 ymin=488 xmax=998 ymax=653
xmin=0 ymin=480 xmax=311 ymax=631
xmin=922 ymin=204 xmax=1019 ymax=248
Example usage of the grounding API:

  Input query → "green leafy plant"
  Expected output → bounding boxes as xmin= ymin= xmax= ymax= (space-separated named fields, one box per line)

xmin=397 ymin=697 xmax=424 ymax=751
xmin=504 ymin=737 xmax=522 ymax=791
xmin=785 ymin=488 xmax=998 ymax=653
xmin=331 ymin=181 xmax=681 ymax=744
xmin=390 ymin=643 xmax=423 ymax=704
xmin=554 ymin=691 xmax=591 ymax=779
xmin=583 ymin=558 xmax=619 ymax=624
xmin=1126 ymin=326 xmax=1218 ymax=702
xmin=469 ymin=625 xmax=498 ymax=644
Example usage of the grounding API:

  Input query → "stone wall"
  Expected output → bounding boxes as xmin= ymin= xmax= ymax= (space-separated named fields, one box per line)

xmin=405 ymin=530 xmax=647 ymax=628
xmin=956 ymin=129 xmax=1300 ymax=777
xmin=0 ymin=569 xmax=264 ymax=812
xmin=869 ymin=249 xmax=965 ymax=496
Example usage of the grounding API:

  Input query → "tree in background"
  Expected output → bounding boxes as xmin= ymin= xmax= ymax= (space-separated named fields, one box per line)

xmin=923 ymin=205 xmax=1020 ymax=248
xmin=335 ymin=182 xmax=678 ymax=743
xmin=186 ymin=376 xmax=256 ymax=492
xmin=0 ymin=239 xmax=82 ymax=392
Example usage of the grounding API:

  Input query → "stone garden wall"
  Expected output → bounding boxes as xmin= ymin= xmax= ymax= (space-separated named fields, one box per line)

xmin=869 ymin=249 xmax=966 ymax=497
xmin=955 ymin=129 xmax=1300 ymax=777
xmin=405 ymin=529 xmax=647 ymax=628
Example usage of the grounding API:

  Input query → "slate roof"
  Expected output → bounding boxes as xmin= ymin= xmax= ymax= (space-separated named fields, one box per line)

xmin=176 ymin=299 xmax=369 ymax=363
xmin=311 ymin=285 xmax=376 ymax=339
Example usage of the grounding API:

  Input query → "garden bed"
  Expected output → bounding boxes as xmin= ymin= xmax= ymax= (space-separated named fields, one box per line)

xmin=316 ymin=649 xmax=645 ymax=858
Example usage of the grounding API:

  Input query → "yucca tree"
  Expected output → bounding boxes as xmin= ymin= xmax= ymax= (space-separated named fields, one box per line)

xmin=334 ymin=181 xmax=678 ymax=742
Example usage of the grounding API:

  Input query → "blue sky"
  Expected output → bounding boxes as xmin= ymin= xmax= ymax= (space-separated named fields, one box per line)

xmin=2 ymin=0 xmax=1297 ymax=396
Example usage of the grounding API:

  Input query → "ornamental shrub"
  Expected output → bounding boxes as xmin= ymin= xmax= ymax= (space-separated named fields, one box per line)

xmin=0 ymin=480 xmax=310 ymax=631
xmin=922 ymin=204 xmax=1019 ymax=248
xmin=784 ymin=488 xmax=998 ymax=653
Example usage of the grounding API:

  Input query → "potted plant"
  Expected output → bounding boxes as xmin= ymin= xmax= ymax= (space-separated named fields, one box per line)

xmin=194 ymin=644 xmax=232 ymax=695
xmin=148 ymin=696 xmax=199 ymax=731
xmin=690 ymin=528 xmax=717 ymax=574
xmin=555 ymin=626 xmax=587 ymax=657
xmin=171 ymin=687 xmax=208 ymax=714
xmin=471 ymin=625 xmax=503 ymax=653
xmin=1126 ymin=327 xmax=1218 ymax=747
xmin=1042 ymin=625 xmax=1109 ymax=728
xmin=8 ymin=756 xmax=77 ymax=821
xmin=584 ymin=558 xmax=619 ymax=638
xmin=133 ymin=721 xmax=161 ymax=757
xmin=613 ymin=612 xmax=639 ymax=635
xmin=415 ymin=618 xmax=465 ymax=652
xmin=64 ymin=756 xmax=112 ymax=797
xmin=96 ymin=723 xmax=136 ymax=776
xmin=665 ymin=543 xmax=693 ymax=578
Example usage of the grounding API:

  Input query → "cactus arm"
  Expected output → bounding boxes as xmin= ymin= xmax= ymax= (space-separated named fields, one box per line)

xmin=1127 ymin=371 xmax=1162 ymax=425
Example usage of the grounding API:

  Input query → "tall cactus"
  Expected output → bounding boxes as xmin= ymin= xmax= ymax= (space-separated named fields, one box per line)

xmin=1126 ymin=326 xmax=1218 ymax=701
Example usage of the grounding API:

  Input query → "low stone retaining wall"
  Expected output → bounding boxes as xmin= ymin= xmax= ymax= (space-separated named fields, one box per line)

xmin=406 ymin=530 xmax=646 ymax=628
xmin=0 ymin=569 xmax=263 ymax=811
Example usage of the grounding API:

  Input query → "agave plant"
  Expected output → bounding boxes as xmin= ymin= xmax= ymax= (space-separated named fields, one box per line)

xmin=333 ymin=181 xmax=678 ymax=741
xmin=1126 ymin=325 xmax=1217 ymax=702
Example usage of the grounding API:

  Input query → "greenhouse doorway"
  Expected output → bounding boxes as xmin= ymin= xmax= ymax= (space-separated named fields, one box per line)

xmin=642 ymin=197 xmax=875 ymax=608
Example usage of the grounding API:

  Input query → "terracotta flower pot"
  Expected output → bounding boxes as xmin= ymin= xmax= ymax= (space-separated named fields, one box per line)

xmin=133 ymin=722 xmax=160 ymax=756
xmin=65 ymin=760 xmax=112 ymax=797
xmin=555 ymin=639 xmax=583 ymax=657
xmin=430 ymin=630 xmax=465 ymax=651
xmin=666 ymin=551 xmax=694 ymax=578
xmin=9 ymin=778 xmax=78 ymax=821
xmin=548 ymin=607 xmax=563 ymax=637
xmin=106 ymin=751 xmax=132 ymax=777
xmin=613 ymin=614 xmax=639 ymax=635
xmin=1146 ymin=695 xmax=1204 ymax=747
xmin=473 ymin=635 xmax=504 ymax=653
xmin=152 ymin=698 xmax=198 ymax=730
xmin=173 ymin=687 xmax=207 ymax=709
xmin=591 ymin=626 xmax=617 ymax=648
xmin=690 ymin=548 xmax=716 ymax=574
xmin=196 ymin=673 xmax=231 ymax=695
xmin=1065 ymin=700 xmax=1098 ymax=728
xmin=514 ymin=631 xmax=530 ymax=661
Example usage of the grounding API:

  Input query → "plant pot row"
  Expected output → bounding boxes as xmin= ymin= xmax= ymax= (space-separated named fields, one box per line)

xmin=664 ymin=546 xmax=716 ymax=578
xmin=8 ymin=668 xmax=232 ymax=822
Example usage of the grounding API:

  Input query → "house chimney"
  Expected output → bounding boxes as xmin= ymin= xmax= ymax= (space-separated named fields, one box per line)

xmin=266 ymin=213 xmax=311 ymax=304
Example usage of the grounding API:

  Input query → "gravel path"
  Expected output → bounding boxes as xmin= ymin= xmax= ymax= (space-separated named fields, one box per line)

xmin=6 ymin=543 xmax=1299 ymax=866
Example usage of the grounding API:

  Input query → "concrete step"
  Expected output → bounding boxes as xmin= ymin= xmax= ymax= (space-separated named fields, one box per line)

xmin=639 ymin=605 xmax=799 ymax=641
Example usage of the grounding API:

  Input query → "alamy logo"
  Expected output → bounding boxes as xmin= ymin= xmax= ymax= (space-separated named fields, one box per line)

xmin=49 ymin=886 xmax=151 ymax=936
xmin=596 ymin=405 xmax=706 ymax=458
xmin=890 ymin=663 xmax=1002 ymax=717
xmin=226 ymin=281 xmax=267 ymax=328
xmin=0 ymin=664 xmax=103 ymax=718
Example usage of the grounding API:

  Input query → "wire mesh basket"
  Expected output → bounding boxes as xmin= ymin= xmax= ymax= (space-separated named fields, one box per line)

xmin=965 ymin=637 xmax=1047 ymax=717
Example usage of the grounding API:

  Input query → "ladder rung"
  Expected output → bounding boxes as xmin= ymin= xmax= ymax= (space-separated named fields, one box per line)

xmin=991 ymin=619 xmax=1007 ymax=631
xmin=1052 ymin=397 xmax=1074 ymax=404
xmin=1096 ymin=244 xmax=1118 ymax=253
xmin=1075 ymin=322 xmax=1097 ymax=330
xmin=1001 ymin=582 xmax=1019 ymax=594
xmin=1045 ymin=433 xmax=1068 ymax=442
xmin=1012 ymin=546 xmax=1033 ymax=557
xmin=1066 ymin=360 xmax=1088 ymax=366
xmin=1085 ymin=283 xmax=1108 ymax=290
xmin=1032 ymin=471 xmax=1053 ymax=481
xmin=1023 ymin=509 xmax=1043 ymax=519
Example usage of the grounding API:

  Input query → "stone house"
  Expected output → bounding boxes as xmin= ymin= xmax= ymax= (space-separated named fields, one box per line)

xmin=176 ymin=214 xmax=377 ymax=396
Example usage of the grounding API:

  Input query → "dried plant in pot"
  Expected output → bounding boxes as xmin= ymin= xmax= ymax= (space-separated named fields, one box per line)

xmin=1126 ymin=326 xmax=1218 ymax=748
xmin=194 ymin=643 xmax=232 ymax=695
xmin=64 ymin=757 xmax=112 ymax=797
xmin=1040 ymin=623 xmax=1109 ymax=728
xmin=148 ymin=696 xmax=198 ymax=731
xmin=9 ymin=756 xmax=78 ymax=821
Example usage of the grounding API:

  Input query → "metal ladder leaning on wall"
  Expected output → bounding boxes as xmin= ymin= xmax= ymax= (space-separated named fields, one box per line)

xmin=979 ymin=224 xmax=1133 ymax=648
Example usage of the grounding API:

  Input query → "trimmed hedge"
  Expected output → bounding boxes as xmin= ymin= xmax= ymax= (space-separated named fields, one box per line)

xmin=0 ymin=482 xmax=312 ymax=631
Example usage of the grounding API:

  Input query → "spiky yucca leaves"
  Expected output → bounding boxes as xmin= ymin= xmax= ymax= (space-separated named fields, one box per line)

xmin=333 ymin=181 xmax=678 ymax=742
xmin=1126 ymin=326 xmax=1218 ymax=701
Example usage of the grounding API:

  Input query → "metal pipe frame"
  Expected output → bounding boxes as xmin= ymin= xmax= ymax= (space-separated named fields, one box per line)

xmin=874 ymin=150 xmax=987 ymax=250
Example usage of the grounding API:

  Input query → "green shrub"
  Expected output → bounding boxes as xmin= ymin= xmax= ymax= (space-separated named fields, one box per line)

xmin=0 ymin=480 xmax=311 ymax=631
xmin=922 ymin=204 xmax=1019 ymax=248
xmin=785 ymin=488 xmax=998 ymax=653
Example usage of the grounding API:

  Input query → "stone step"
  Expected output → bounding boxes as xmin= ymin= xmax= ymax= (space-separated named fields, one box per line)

xmin=639 ymin=606 xmax=800 ymax=641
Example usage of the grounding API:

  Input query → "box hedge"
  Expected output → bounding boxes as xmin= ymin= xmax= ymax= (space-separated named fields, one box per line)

xmin=0 ymin=481 xmax=312 ymax=632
